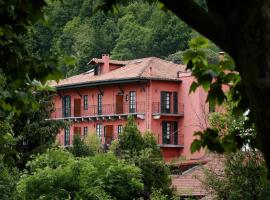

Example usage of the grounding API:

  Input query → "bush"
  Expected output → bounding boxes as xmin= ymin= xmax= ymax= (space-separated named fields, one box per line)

xmin=83 ymin=133 xmax=103 ymax=154
xmin=71 ymin=134 xmax=94 ymax=157
xmin=17 ymin=149 xmax=143 ymax=200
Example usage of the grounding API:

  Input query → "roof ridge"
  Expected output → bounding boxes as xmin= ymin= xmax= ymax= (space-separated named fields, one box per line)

xmin=138 ymin=57 xmax=155 ymax=78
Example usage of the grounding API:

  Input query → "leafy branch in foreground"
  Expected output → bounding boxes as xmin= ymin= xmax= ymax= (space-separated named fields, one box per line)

xmin=184 ymin=37 xmax=256 ymax=154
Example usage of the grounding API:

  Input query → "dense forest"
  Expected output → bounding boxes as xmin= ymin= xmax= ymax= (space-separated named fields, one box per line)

xmin=27 ymin=0 xmax=194 ymax=76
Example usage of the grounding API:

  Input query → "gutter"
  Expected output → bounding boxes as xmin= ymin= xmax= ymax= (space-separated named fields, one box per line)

xmin=55 ymin=77 xmax=182 ymax=91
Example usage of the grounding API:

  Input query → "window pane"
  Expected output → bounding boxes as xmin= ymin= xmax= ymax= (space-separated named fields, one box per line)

xmin=96 ymin=124 xmax=102 ymax=140
xmin=98 ymin=94 xmax=102 ymax=115
xmin=84 ymin=95 xmax=88 ymax=110
xmin=129 ymin=91 xmax=136 ymax=113
xmin=83 ymin=127 xmax=88 ymax=137
xmin=64 ymin=127 xmax=70 ymax=146
xmin=118 ymin=125 xmax=123 ymax=135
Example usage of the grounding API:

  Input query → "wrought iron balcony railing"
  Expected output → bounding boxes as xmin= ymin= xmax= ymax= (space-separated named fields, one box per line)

xmin=51 ymin=102 xmax=145 ymax=119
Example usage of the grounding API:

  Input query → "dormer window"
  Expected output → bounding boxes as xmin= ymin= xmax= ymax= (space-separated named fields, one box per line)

xmin=94 ymin=65 xmax=101 ymax=75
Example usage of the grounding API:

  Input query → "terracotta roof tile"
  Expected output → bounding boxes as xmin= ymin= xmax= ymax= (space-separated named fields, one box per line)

xmin=52 ymin=57 xmax=186 ymax=88
xmin=171 ymin=155 xmax=224 ymax=197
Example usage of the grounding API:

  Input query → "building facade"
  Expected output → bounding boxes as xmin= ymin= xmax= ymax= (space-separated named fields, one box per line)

xmin=51 ymin=55 xmax=209 ymax=161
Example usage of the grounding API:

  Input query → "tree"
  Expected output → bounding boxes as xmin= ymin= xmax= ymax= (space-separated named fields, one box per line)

xmin=17 ymin=149 xmax=143 ymax=200
xmin=202 ymin=151 xmax=270 ymax=200
xmin=117 ymin=116 xmax=145 ymax=155
xmin=113 ymin=116 xmax=172 ymax=199
xmin=70 ymin=134 xmax=94 ymax=157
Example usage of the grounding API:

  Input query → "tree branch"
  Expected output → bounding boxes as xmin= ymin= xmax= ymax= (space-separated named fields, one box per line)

xmin=159 ymin=0 xmax=229 ymax=51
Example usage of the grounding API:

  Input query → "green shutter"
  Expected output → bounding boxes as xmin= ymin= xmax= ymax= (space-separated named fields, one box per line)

xmin=62 ymin=97 xmax=65 ymax=117
xmin=173 ymin=92 xmax=178 ymax=114
xmin=173 ymin=122 xmax=178 ymax=145
xmin=161 ymin=91 xmax=166 ymax=113
xmin=162 ymin=121 xmax=167 ymax=144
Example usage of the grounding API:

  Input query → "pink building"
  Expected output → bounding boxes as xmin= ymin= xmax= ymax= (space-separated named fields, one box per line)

xmin=51 ymin=55 xmax=209 ymax=161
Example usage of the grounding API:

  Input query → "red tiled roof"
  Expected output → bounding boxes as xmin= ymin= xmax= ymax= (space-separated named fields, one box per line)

xmin=88 ymin=58 xmax=130 ymax=65
xmin=52 ymin=57 xmax=186 ymax=89
xmin=171 ymin=155 xmax=224 ymax=197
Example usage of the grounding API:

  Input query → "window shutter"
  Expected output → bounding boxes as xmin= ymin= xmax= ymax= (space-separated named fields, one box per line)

xmin=173 ymin=92 xmax=178 ymax=114
xmin=162 ymin=121 xmax=167 ymax=144
xmin=173 ymin=122 xmax=178 ymax=145
xmin=161 ymin=91 xmax=166 ymax=113
xmin=62 ymin=97 xmax=65 ymax=117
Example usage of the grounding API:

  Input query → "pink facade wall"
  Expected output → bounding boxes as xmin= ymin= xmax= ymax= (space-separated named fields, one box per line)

xmin=53 ymin=73 xmax=209 ymax=161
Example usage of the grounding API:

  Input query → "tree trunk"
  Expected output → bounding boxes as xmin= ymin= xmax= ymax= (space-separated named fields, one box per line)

xmin=228 ymin=1 xmax=270 ymax=171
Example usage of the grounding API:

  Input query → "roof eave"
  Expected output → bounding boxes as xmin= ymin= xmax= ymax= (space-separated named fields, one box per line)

xmin=55 ymin=78 xmax=149 ymax=90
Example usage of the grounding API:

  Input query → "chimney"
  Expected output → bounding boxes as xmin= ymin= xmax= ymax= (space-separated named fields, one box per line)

xmin=101 ymin=54 xmax=110 ymax=74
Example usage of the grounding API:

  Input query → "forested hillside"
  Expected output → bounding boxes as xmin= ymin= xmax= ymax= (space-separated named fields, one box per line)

xmin=27 ymin=0 xmax=192 ymax=76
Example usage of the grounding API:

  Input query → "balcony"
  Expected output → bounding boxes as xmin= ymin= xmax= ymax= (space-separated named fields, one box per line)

xmin=152 ymin=102 xmax=184 ymax=119
xmin=51 ymin=102 xmax=145 ymax=121
xmin=156 ymin=133 xmax=184 ymax=148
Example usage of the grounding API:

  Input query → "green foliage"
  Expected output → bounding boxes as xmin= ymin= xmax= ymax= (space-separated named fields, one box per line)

xmin=84 ymin=133 xmax=103 ymax=154
xmin=0 ymin=1 xmax=62 ymax=116
xmin=26 ymin=148 xmax=74 ymax=172
xmin=12 ymin=91 xmax=67 ymax=169
xmin=18 ymin=149 xmax=143 ymax=200
xmin=118 ymin=116 xmax=145 ymax=155
xmin=191 ymin=99 xmax=256 ymax=155
xmin=28 ymin=0 xmax=192 ymax=76
xmin=0 ymin=157 xmax=19 ymax=200
xmin=70 ymin=134 xmax=94 ymax=157
xmin=182 ymin=37 xmax=255 ymax=154
xmin=113 ymin=116 xmax=172 ymax=198
xmin=202 ymin=152 xmax=270 ymax=200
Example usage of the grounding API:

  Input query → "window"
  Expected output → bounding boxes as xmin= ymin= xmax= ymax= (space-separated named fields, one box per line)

xmin=165 ymin=93 xmax=170 ymax=110
xmin=62 ymin=96 xmax=71 ymax=117
xmin=118 ymin=125 xmax=123 ymax=135
xmin=64 ymin=126 xmax=70 ymax=146
xmin=161 ymin=92 xmax=171 ymax=113
xmin=83 ymin=95 xmax=88 ymax=110
xmin=129 ymin=91 xmax=136 ymax=113
xmin=162 ymin=121 xmax=178 ymax=145
xmin=83 ymin=127 xmax=88 ymax=137
xmin=97 ymin=94 xmax=102 ymax=115
xmin=96 ymin=124 xmax=102 ymax=140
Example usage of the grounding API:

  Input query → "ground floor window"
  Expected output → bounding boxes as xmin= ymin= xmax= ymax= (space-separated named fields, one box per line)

xmin=118 ymin=125 xmax=123 ymax=135
xmin=83 ymin=127 xmax=88 ymax=137
xmin=64 ymin=126 xmax=70 ymax=146
xmin=162 ymin=121 xmax=178 ymax=145
xmin=96 ymin=124 xmax=102 ymax=140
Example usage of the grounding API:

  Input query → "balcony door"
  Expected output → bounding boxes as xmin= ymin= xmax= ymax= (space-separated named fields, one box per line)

xmin=116 ymin=94 xmax=123 ymax=114
xmin=74 ymin=98 xmax=81 ymax=117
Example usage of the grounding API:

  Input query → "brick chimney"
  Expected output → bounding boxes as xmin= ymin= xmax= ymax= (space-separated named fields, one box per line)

xmin=101 ymin=54 xmax=110 ymax=74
